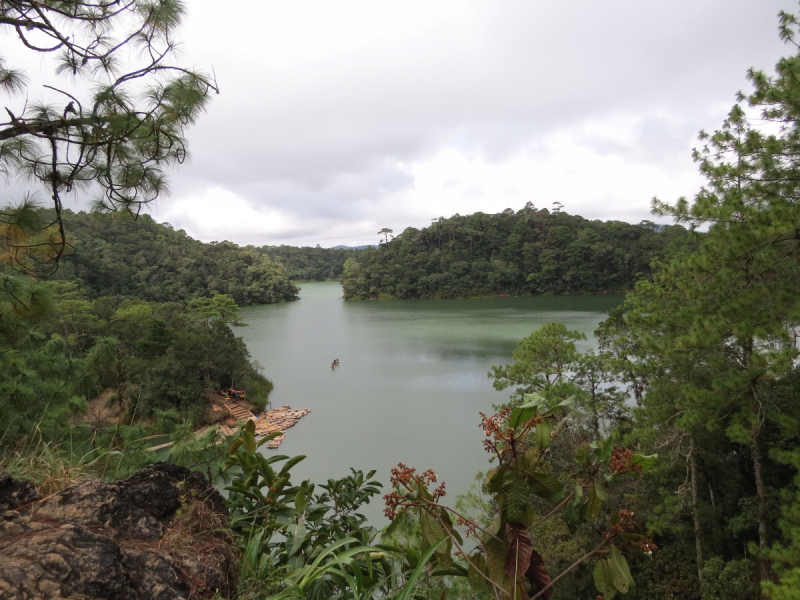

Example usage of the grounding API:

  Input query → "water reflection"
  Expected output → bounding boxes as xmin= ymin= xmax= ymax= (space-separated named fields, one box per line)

xmin=239 ymin=282 xmax=623 ymax=526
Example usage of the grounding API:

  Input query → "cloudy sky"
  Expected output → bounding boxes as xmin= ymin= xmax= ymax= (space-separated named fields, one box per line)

xmin=9 ymin=0 xmax=799 ymax=247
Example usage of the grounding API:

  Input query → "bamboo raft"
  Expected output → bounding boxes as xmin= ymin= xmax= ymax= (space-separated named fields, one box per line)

xmin=147 ymin=402 xmax=310 ymax=452
xmin=253 ymin=405 xmax=311 ymax=448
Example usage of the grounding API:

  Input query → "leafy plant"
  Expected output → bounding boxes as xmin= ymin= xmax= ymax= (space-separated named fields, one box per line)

xmin=383 ymin=394 xmax=657 ymax=599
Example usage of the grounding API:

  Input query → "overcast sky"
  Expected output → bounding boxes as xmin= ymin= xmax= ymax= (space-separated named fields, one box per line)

xmin=8 ymin=0 xmax=800 ymax=247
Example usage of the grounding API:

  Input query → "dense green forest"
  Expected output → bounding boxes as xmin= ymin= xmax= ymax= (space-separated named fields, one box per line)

xmin=258 ymin=244 xmax=367 ymax=280
xmin=1 ymin=209 xmax=277 ymax=441
xmin=52 ymin=210 xmax=299 ymax=305
xmin=340 ymin=208 xmax=693 ymax=299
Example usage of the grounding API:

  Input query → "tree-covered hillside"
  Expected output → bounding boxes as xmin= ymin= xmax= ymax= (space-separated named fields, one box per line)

xmin=258 ymin=244 xmax=367 ymax=280
xmin=52 ymin=211 xmax=299 ymax=305
xmin=340 ymin=204 xmax=692 ymax=299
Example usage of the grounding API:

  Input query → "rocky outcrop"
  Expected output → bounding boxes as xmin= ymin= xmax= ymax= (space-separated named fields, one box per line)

xmin=0 ymin=467 xmax=40 ymax=510
xmin=0 ymin=462 xmax=237 ymax=600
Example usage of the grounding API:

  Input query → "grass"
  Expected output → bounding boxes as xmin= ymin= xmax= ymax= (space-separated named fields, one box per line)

xmin=1 ymin=436 xmax=102 ymax=495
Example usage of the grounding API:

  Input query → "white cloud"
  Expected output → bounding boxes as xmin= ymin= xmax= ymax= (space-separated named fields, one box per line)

xmin=13 ymin=0 xmax=789 ymax=246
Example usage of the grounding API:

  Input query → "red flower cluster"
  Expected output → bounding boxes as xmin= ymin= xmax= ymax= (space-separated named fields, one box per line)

xmin=455 ymin=515 xmax=479 ymax=538
xmin=610 ymin=445 xmax=642 ymax=475
xmin=479 ymin=408 xmax=511 ymax=441
xmin=479 ymin=408 xmax=544 ymax=459
xmin=384 ymin=490 xmax=402 ymax=520
xmin=433 ymin=481 xmax=446 ymax=500
xmin=383 ymin=463 xmax=446 ymax=520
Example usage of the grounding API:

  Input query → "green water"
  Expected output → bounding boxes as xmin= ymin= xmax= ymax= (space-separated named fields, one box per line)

xmin=239 ymin=281 xmax=623 ymax=525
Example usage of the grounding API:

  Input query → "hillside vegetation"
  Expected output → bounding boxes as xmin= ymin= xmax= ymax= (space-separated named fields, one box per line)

xmin=341 ymin=204 xmax=693 ymax=299
xmin=53 ymin=210 xmax=299 ymax=305
xmin=258 ymin=244 xmax=367 ymax=280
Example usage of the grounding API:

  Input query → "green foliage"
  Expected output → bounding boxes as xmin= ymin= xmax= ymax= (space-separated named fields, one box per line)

xmin=385 ymin=386 xmax=656 ymax=600
xmin=701 ymin=557 xmax=756 ymax=600
xmin=224 ymin=423 xmax=436 ymax=599
xmin=50 ymin=210 xmax=299 ymax=306
xmin=489 ymin=322 xmax=585 ymax=404
xmin=259 ymin=245 xmax=370 ymax=281
xmin=0 ymin=273 xmax=118 ymax=439
xmin=593 ymin=9 xmax=800 ymax=597
xmin=340 ymin=206 xmax=692 ymax=299
xmin=0 ymin=0 xmax=217 ymax=277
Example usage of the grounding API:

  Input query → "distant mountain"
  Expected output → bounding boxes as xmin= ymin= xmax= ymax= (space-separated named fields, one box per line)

xmin=329 ymin=244 xmax=377 ymax=250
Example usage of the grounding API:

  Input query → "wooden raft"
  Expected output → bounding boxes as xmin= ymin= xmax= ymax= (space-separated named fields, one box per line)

xmin=147 ymin=403 xmax=310 ymax=452
xmin=253 ymin=405 xmax=311 ymax=448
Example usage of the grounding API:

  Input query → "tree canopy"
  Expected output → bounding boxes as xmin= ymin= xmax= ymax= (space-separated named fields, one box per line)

xmin=49 ymin=210 xmax=299 ymax=305
xmin=0 ymin=0 xmax=216 ymax=275
xmin=341 ymin=206 xmax=693 ymax=300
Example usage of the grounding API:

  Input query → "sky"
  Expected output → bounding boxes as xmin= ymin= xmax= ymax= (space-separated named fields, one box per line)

xmin=5 ymin=0 xmax=799 ymax=247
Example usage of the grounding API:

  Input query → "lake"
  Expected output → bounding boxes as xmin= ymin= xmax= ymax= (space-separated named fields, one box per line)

xmin=239 ymin=282 xmax=623 ymax=525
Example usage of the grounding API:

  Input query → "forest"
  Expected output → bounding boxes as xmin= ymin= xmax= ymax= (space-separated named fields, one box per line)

xmin=1 ymin=1 xmax=799 ymax=600
xmin=340 ymin=209 xmax=693 ymax=299
xmin=258 ymin=244 xmax=367 ymax=281
xmin=53 ymin=210 xmax=300 ymax=305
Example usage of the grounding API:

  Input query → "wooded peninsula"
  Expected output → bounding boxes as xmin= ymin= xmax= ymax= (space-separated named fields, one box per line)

xmin=339 ymin=206 xmax=693 ymax=299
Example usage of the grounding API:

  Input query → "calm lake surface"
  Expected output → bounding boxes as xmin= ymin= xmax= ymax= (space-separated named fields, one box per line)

xmin=239 ymin=282 xmax=623 ymax=525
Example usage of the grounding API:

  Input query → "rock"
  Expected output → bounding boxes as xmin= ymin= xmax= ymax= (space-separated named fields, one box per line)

xmin=33 ymin=461 xmax=227 ymax=540
xmin=0 ymin=463 xmax=236 ymax=599
xmin=0 ymin=467 xmax=41 ymax=510
xmin=122 ymin=548 xmax=189 ymax=600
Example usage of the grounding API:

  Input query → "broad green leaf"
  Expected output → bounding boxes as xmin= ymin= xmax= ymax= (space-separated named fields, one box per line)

xmin=503 ymin=468 xmax=530 ymax=522
xmin=295 ymin=491 xmax=307 ymax=513
xmin=486 ymin=513 xmax=501 ymax=538
xmin=609 ymin=544 xmax=633 ymax=592
xmin=594 ymin=483 xmax=609 ymax=502
xmin=287 ymin=523 xmax=307 ymax=557
xmin=484 ymin=467 xmax=503 ymax=493
xmin=573 ymin=483 xmax=584 ymax=503
xmin=226 ymin=438 xmax=243 ymax=455
xmin=522 ymin=392 xmax=546 ymax=406
xmin=243 ymin=430 xmax=256 ymax=455
xmin=440 ymin=506 xmax=464 ymax=545
xmin=484 ymin=536 xmax=509 ymax=587
xmin=522 ymin=504 xmax=536 ymax=528
xmin=245 ymin=419 xmax=256 ymax=434
xmin=508 ymin=401 xmax=540 ymax=429
xmin=420 ymin=510 xmax=450 ymax=556
xmin=599 ymin=439 xmax=614 ymax=463
xmin=278 ymin=454 xmax=306 ymax=477
xmin=583 ymin=485 xmax=602 ymax=520
xmin=467 ymin=553 xmax=491 ymax=592
xmin=535 ymin=421 xmax=552 ymax=450
xmin=544 ymin=394 xmax=576 ymax=415
xmin=593 ymin=559 xmax=617 ymax=599
xmin=529 ymin=471 xmax=564 ymax=503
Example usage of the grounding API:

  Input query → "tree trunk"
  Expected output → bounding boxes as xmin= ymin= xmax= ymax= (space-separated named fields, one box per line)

xmin=751 ymin=430 xmax=771 ymax=592
xmin=689 ymin=436 xmax=704 ymax=586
